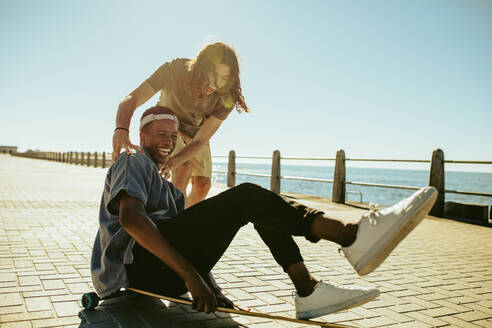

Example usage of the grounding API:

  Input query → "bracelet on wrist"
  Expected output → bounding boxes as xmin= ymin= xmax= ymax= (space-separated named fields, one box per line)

xmin=115 ymin=127 xmax=129 ymax=132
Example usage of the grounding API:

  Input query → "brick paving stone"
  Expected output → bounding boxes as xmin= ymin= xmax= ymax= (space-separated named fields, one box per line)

xmin=433 ymin=299 xmax=476 ymax=312
xmin=42 ymin=279 xmax=65 ymax=290
xmin=49 ymin=295 xmax=81 ymax=302
xmin=52 ymin=301 xmax=81 ymax=317
xmin=462 ymin=302 xmax=492 ymax=314
xmin=355 ymin=315 xmax=397 ymax=327
xmin=372 ymin=307 xmax=413 ymax=323
xmin=322 ymin=310 xmax=362 ymax=323
xmin=1 ymin=321 xmax=33 ymax=328
xmin=55 ymin=265 xmax=77 ymax=274
xmin=0 ymin=304 xmax=25 ymax=315
xmin=408 ymin=297 xmax=443 ymax=310
xmin=384 ymin=321 xmax=433 ymax=328
xmin=25 ymin=297 xmax=52 ymax=312
xmin=455 ymin=310 xmax=492 ymax=322
xmin=65 ymin=282 xmax=89 ymax=294
xmin=439 ymin=315 xmax=485 ymax=328
xmin=0 ymin=272 xmax=17 ymax=282
xmin=235 ymin=298 xmax=267 ymax=308
xmin=474 ymin=319 xmax=492 ymax=328
xmin=24 ymin=290 xmax=68 ymax=298
xmin=19 ymin=276 xmax=42 ymax=287
xmin=405 ymin=311 xmax=449 ymax=327
xmin=252 ymin=292 xmax=285 ymax=305
xmin=362 ymin=298 xmax=394 ymax=309
xmin=226 ymin=288 xmax=254 ymax=301
xmin=31 ymin=316 xmax=81 ymax=328
xmin=269 ymin=279 xmax=292 ymax=290
xmin=0 ymin=292 xmax=23 ymax=306
xmin=0 ymin=310 xmax=55 ymax=323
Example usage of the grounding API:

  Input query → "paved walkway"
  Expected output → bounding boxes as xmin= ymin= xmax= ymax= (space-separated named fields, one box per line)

xmin=0 ymin=154 xmax=491 ymax=328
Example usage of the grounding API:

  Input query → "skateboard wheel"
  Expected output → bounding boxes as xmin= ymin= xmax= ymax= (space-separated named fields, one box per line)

xmin=81 ymin=292 xmax=99 ymax=310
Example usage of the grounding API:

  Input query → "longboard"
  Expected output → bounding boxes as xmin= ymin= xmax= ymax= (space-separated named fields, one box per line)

xmin=82 ymin=288 xmax=354 ymax=327
xmin=126 ymin=287 xmax=353 ymax=328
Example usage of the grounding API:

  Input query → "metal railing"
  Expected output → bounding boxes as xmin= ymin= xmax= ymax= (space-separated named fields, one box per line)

xmin=10 ymin=148 xmax=492 ymax=221
xmin=212 ymin=149 xmax=492 ymax=221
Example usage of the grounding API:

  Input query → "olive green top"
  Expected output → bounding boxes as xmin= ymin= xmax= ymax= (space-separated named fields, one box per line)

xmin=146 ymin=58 xmax=233 ymax=138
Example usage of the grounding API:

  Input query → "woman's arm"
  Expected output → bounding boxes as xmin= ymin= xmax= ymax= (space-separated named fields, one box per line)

xmin=165 ymin=115 xmax=223 ymax=171
xmin=113 ymin=81 xmax=157 ymax=160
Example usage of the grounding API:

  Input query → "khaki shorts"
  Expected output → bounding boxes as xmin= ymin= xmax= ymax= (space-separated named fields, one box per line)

xmin=172 ymin=134 xmax=212 ymax=178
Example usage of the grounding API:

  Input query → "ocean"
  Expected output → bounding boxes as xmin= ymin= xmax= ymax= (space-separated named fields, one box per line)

xmin=211 ymin=162 xmax=492 ymax=207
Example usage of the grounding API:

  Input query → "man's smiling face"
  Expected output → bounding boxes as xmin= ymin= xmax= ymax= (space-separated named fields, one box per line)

xmin=140 ymin=119 xmax=178 ymax=165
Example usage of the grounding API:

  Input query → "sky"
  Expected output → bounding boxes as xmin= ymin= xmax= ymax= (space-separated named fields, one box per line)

xmin=0 ymin=0 xmax=491 ymax=172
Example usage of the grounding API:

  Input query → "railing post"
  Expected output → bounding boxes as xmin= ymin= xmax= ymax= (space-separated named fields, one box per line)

xmin=429 ymin=148 xmax=445 ymax=217
xmin=227 ymin=150 xmax=236 ymax=187
xmin=69 ymin=152 xmax=73 ymax=164
xmin=87 ymin=152 xmax=90 ymax=166
xmin=332 ymin=149 xmax=346 ymax=204
xmin=94 ymin=152 xmax=98 ymax=167
xmin=102 ymin=152 xmax=106 ymax=169
xmin=270 ymin=150 xmax=281 ymax=194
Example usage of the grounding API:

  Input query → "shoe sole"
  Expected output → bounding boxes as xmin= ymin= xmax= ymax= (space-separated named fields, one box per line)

xmin=355 ymin=188 xmax=438 ymax=276
xmin=296 ymin=289 xmax=380 ymax=320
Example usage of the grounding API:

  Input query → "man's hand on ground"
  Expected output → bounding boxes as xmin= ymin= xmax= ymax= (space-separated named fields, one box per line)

xmin=204 ymin=272 xmax=235 ymax=309
xmin=185 ymin=273 xmax=217 ymax=314
xmin=112 ymin=129 xmax=143 ymax=161
xmin=214 ymin=289 xmax=235 ymax=309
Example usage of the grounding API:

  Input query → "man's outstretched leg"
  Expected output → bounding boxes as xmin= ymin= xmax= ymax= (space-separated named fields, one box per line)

xmin=255 ymin=185 xmax=437 ymax=319
xmin=129 ymin=183 xmax=437 ymax=319
xmin=185 ymin=182 xmax=437 ymax=275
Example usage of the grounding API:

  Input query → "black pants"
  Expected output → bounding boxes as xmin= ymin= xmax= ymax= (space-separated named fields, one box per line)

xmin=126 ymin=183 xmax=323 ymax=296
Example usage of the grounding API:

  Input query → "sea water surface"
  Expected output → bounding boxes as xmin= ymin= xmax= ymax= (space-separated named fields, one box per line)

xmin=211 ymin=162 xmax=492 ymax=207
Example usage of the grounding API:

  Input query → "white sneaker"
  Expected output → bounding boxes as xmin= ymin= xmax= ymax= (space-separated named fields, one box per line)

xmin=342 ymin=186 xmax=438 ymax=276
xmin=295 ymin=281 xmax=380 ymax=319
xmin=179 ymin=292 xmax=191 ymax=300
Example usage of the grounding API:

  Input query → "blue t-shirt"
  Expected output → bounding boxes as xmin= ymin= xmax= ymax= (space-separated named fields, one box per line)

xmin=90 ymin=151 xmax=185 ymax=298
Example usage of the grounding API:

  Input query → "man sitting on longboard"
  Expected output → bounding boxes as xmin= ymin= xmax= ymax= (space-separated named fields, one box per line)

xmin=90 ymin=105 xmax=437 ymax=320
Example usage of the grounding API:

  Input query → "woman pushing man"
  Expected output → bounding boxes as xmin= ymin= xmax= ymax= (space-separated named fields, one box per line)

xmin=112 ymin=42 xmax=248 ymax=206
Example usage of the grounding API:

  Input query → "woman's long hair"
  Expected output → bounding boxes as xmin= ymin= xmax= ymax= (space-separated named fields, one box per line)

xmin=186 ymin=42 xmax=250 ymax=112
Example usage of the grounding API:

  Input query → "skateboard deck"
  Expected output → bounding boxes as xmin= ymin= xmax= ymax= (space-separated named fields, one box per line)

xmin=126 ymin=287 xmax=354 ymax=328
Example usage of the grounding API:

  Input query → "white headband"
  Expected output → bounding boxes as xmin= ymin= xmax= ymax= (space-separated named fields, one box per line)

xmin=140 ymin=113 xmax=179 ymax=131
